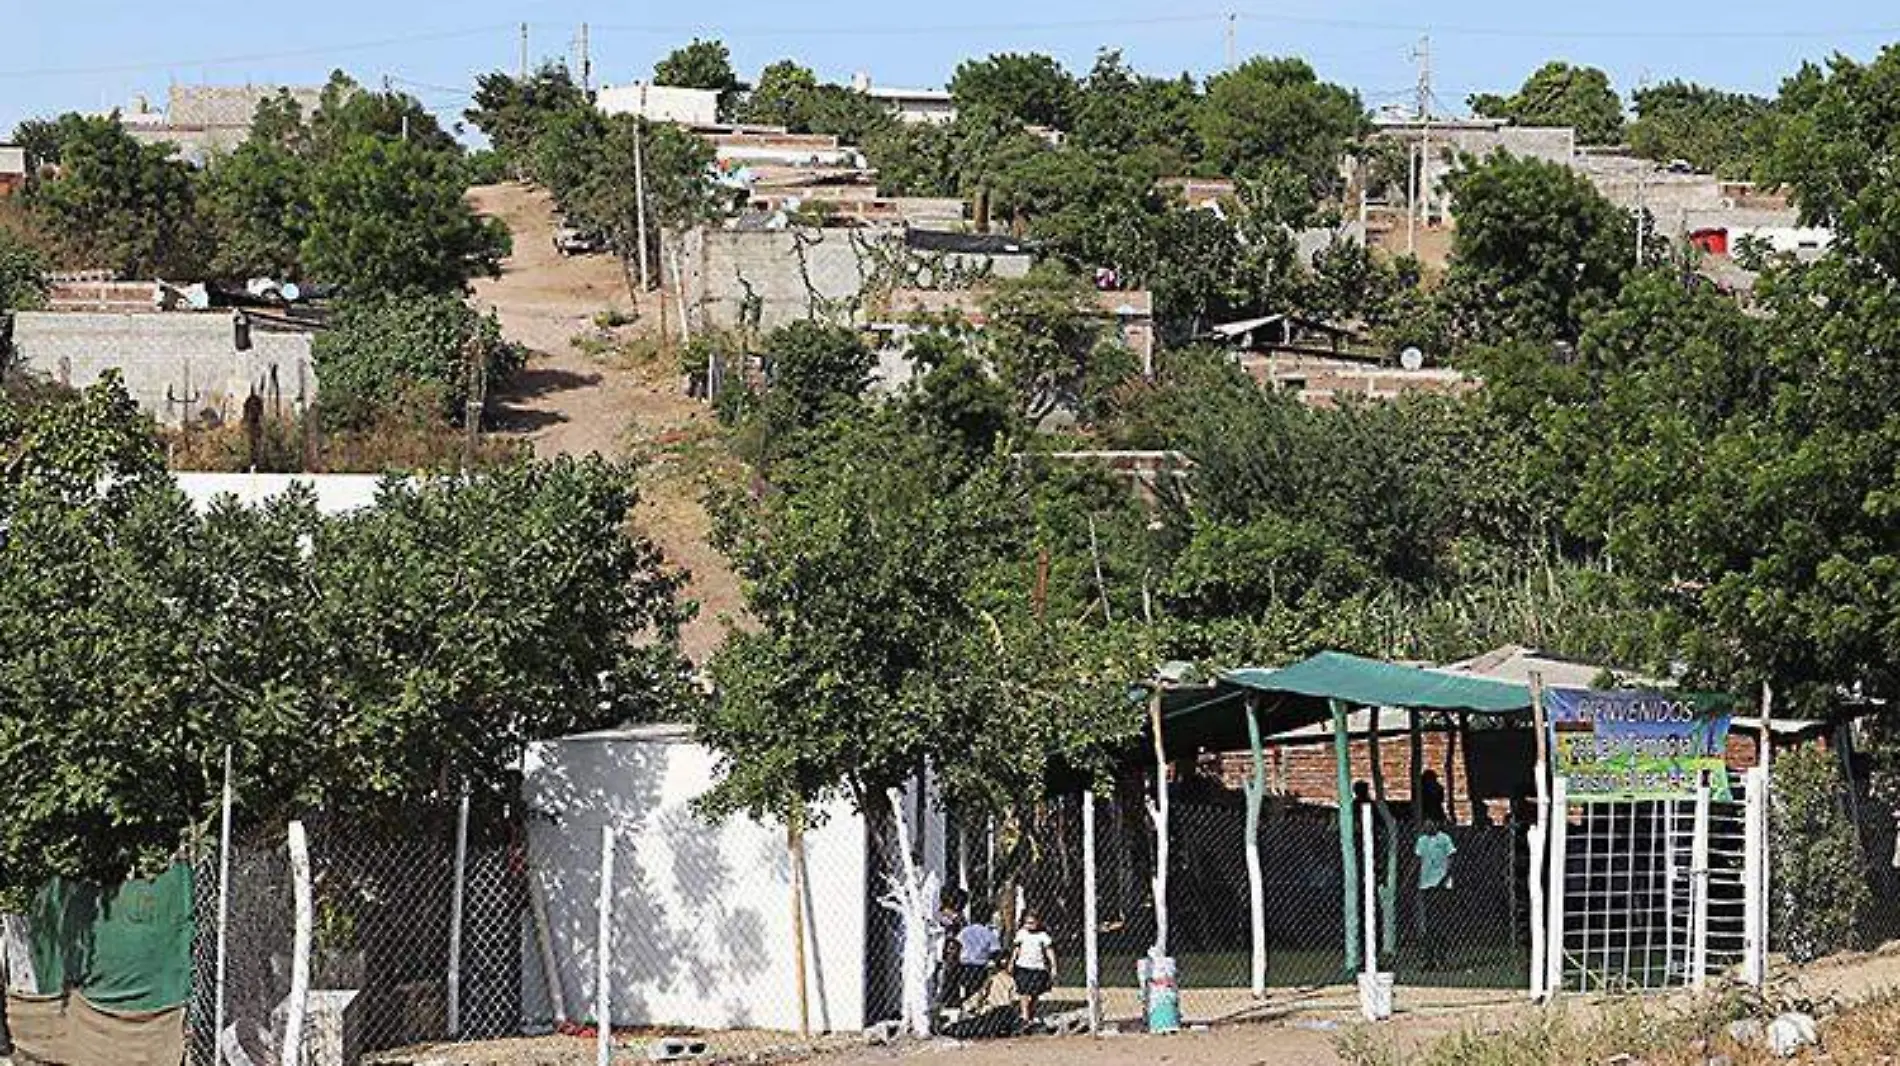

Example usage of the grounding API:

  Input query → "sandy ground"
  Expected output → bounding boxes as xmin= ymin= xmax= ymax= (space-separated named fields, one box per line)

xmin=371 ymin=946 xmax=1900 ymax=1066
xmin=467 ymin=183 xmax=744 ymax=664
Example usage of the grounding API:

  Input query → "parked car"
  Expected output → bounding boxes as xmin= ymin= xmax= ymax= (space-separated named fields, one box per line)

xmin=554 ymin=222 xmax=607 ymax=256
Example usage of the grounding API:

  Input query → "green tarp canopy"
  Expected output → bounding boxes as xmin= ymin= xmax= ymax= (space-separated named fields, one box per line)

xmin=1160 ymin=650 xmax=1533 ymax=754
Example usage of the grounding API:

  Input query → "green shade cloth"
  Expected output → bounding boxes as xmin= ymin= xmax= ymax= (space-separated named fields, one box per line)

xmin=1159 ymin=651 xmax=1533 ymax=754
xmin=26 ymin=864 xmax=195 ymax=1013
xmin=1225 ymin=651 xmax=1532 ymax=714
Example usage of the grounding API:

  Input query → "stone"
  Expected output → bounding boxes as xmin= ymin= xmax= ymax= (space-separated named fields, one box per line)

xmin=1728 ymin=1019 xmax=1765 ymax=1046
xmin=863 ymin=1020 xmax=904 ymax=1046
xmin=1767 ymin=1012 xmax=1818 ymax=1058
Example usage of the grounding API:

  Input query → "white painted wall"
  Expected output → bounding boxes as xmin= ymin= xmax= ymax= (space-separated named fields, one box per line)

xmin=596 ymin=84 xmax=720 ymax=127
xmin=174 ymin=472 xmax=383 ymax=515
xmin=523 ymin=727 xmax=929 ymax=1035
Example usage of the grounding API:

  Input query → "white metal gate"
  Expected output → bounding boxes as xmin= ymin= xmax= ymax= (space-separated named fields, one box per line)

xmin=1537 ymin=766 xmax=1768 ymax=994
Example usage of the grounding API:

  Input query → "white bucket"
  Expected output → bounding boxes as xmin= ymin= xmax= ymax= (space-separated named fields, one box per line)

xmin=1357 ymin=971 xmax=1394 ymax=1021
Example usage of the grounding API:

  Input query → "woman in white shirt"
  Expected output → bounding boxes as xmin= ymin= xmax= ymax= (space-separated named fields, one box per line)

xmin=1011 ymin=912 xmax=1057 ymax=1027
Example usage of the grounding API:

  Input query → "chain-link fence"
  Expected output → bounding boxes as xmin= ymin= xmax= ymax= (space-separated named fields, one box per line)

xmin=192 ymin=781 xmax=1539 ymax=1063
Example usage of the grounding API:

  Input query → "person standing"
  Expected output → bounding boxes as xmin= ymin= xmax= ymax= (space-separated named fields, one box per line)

xmin=1414 ymin=817 xmax=1458 ymax=969
xmin=945 ymin=908 xmax=1001 ymax=1016
xmin=1010 ymin=912 xmax=1057 ymax=1029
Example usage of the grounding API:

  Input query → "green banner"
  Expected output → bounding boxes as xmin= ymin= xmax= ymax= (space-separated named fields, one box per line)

xmin=1546 ymin=689 xmax=1732 ymax=803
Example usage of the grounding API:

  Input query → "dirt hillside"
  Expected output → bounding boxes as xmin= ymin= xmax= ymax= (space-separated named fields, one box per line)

xmin=468 ymin=182 xmax=744 ymax=665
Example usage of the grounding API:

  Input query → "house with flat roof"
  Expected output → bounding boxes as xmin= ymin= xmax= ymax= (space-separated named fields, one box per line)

xmin=112 ymin=84 xmax=325 ymax=164
xmin=596 ymin=83 xmax=721 ymax=127
xmin=850 ymin=72 xmax=956 ymax=125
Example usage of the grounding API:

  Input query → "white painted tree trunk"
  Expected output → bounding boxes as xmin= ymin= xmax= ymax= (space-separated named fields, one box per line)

xmin=880 ymin=788 xmax=941 ymax=1039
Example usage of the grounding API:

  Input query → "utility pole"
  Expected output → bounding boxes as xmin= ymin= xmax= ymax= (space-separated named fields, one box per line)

xmin=519 ymin=22 xmax=529 ymax=79
xmin=1225 ymin=13 xmax=1237 ymax=73
xmin=633 ymin=110 xmax=653 ymax=291
xmin=579 ymin=23 xmax=592 ymax=93
xmin=1413 ymin=35 xmax=1433 ymax=233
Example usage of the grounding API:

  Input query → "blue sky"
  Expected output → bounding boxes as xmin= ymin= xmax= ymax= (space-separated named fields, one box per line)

xmin=4 ymin=0 xmax=1899 ymax=138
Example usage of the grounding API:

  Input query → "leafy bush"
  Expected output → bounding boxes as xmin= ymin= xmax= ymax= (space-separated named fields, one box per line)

xmin=0 ymin=226 xmax=48 ymax=310
xmin=313 ymin=295 xmax=524 ymax=429
xmin=1774 ymin=745 xmax=1872 ymax=962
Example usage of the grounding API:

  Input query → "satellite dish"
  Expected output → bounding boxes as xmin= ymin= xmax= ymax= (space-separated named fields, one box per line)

xmin=280 ymin=282 xmax=301 ymax=303
xmin=1399 ymin=346 xmax=1425 ymax=371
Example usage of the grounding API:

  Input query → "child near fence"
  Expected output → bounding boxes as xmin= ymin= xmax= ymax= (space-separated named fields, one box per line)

xmin=1011 ymin=912 xmax=1057 ymax=1028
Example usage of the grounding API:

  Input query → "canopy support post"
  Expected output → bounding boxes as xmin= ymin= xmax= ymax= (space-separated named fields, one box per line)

xmin=1244 ymin=695 xmax=1267 ymax=999
xmin=1367 ymin=715 xmax=1399 ymax=959
xmin=1334 ymin=699 xmax=1361 ymax=974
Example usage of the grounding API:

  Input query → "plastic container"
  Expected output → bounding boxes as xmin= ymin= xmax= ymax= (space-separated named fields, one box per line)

xmin=1357 ymin=971 xmax=1394 ymax=1021
xmin=1139 ymin=954 xmax=1181 ymax=1034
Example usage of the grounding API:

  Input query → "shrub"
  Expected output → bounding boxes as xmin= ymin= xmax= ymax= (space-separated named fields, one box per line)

xmin=1773 ymin=744 xmax=1871 ymax=962
xmin=313 ymin=295 xmax=524 ymax=429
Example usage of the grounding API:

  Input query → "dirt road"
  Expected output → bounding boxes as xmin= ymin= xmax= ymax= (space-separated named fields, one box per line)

xmin=468 ymin=183 xmax=743 ymax=663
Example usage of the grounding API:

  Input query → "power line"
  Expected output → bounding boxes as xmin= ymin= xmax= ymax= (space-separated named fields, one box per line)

xmin=586 ymin=12 xmax=1230 ymax=38
xmin=0 ymin=24 xmax=512 ymax=81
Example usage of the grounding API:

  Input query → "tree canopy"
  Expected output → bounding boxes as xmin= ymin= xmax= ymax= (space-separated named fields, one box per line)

xmin=0 ymin=377 xmax=692 ymax=898
xmin=1470 ymin=61 xmax=1625 ymax=145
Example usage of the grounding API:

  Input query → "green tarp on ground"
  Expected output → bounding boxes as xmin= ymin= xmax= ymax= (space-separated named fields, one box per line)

xmin=25 ymin=863 xmax=194 ymax=1013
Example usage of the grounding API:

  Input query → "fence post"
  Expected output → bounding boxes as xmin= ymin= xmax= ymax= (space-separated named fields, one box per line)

xmin=1543 ymin=776 xmax=1568 ymax=996
xmin=282 ymin=821 xmax=312 ymax=1066
xmin=1082 ymin=791 xmax=1101 ymax=1035
xmin=1145 ymin=687 xmax=1171 ymax=961
xmin=1758 ymin=681 xmax=1775 ymax=981
xmin=1527 ymin=674 xmax=1550 ymax=1000
xmin=448 ymin=786 xmax=470 ymax=1038
xmin=1243 ymin=697 xmax=1267 ymax=999
xmin=1742 ymin=766 xmax=1765 ymax=987
xmin=1332 ymin=699 xmax=1361 ymax=973
xmin=596 ymin=825 xmax=615 ymax=1066
xmin=788 ymin=810 xmax=810 ymax=1038
xmin=1689 ymin=778 xmax=1712 ymax=990
xmin=212 ymin=747 xmax=235 ymax=1061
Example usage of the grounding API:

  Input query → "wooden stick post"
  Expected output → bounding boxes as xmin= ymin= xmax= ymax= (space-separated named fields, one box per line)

xmin=282 ymin=821 xmax=312 ymax=1066
xmin=1082 ymin=791 xmax=1102 ymax=1034
xmin=596 ymin=826 xmax=614 ymax=1066
xmin=1333 ymin=699 xmax=1361 ymax=973
xmin=1528 ymin=672 xmax=1550 ymax=999
xmin=789 ymin=808 xmax=811 ymax=1038
xmin=448 ymin=787 xmax=470 ymax=1037
xmin=1148 ymin=686 xmax=1171 ymax=960
xmin=1244 ymin=696 xmax=1268 ymax=999
xmin=212 ymin=747 xmax=235 ymax=1054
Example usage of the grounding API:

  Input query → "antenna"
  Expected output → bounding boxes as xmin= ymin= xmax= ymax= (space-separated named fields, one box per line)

xmin=1225 ymin=13 xmax=1237 ymax=73
xmin=1412 ymin=34 xmax=1433 ymax=120
xmin=519 ymin=22 xmax=529 ymax=80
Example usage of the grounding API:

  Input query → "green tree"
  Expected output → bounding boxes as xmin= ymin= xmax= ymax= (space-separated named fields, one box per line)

xmin=308 ymin=71 xmax=457 ymax=160
xmin=0 ymin=376 xmax=692 ymax=900
xmin=654 ymin=39 xmax=743 ymax=119
xmin=21 ymin=113 xmax=207 ymax=277
xmin=1469 ymin=61 xmax=1624 ymax=145
xmin=198 ymin=131 xmax=310 ymax=279
xmin=741 ymin=60 xmax=819 ymax=129
xmin=312 ymin=295 xmax=523 ymax=427
xmin=949 ymin=52 xmax=1078 ymax=130
xmin=0 ymin=228 xmax=48 ymax=310
xmin=1759 ymin=47 xmax=1900 ymax=271
xmin=1438 ymin=151 xmax=1638 ymax=345
xmin=907 ymin=350 xmax=1017 ymax=456
xmin=979 ymin=266 xmax=1117 ymax=423
xmin=761 ymin=320 xmax=873 ymax=428
xmin=1627 ymin=80 xmax=1772 ymax=177
xmin=301 ymin=134 xmax=510 ymax=294
xmin=1070 ymin=50 xmax=1201 ymax=174
xmin=465 ymin=63 xmax=589 ymax=166
xmin=1195 ymin=57 xmax=1364 ymax=195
